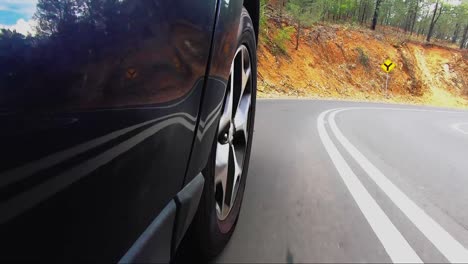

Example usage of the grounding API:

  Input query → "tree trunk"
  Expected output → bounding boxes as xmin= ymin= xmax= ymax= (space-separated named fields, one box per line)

xmin=338 ymin=0 xmax=343 ymax=20
xmin=418 ymin=9 xmax=429 ymax=36
xmin=404 ymin=1 xmax=413 ymax=33
xmin=385 ymin=6 xmax=391 ymax=25
xmin=371 ymin=0 xmax=383 ymax=30
xmin=452 ymin=23 xmax=460 ymax=43
xmin=296 ymin=21 xmax=301 ymax=50
xmin=410 ymin=0 xmax=420 ymax=35
xmin=279 ymin=0 xmax=284 ymax=24
xmin=404 ymin=14 xmax=411 ymax=33
xmin=361 ymin=1 xmax=368 ymax=24
xmin=461 ymin=24 xmax=468 ymax=49
xmin=426 ymin=0 xmax=442 ymax=42
xmin=354 ymin=0 xmax=360 ymax=21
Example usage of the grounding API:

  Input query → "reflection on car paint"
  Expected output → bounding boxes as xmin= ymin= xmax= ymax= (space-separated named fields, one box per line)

xmin=0 ymin=0 xmax=221 ymax=261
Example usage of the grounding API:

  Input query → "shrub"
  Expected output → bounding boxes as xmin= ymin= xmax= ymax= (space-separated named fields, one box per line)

xmin=258 ymin=0 xmax=270 ymax=45
xmin=273 ymin=26 xmax=295 ymax=54
xmin=259 ymin=0 xmax=268 ymax=31
xmin=356 ymin=47 xmax=369 ymax=68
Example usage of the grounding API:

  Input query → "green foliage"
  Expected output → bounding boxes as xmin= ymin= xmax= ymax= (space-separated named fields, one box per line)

xmin=287 ymin=0 xmax=322 ymax=26
xmin=259 ymin=0 xmax=269 ymax=43
xmin=266 ymin=0 xmax=467 ymax=48
xmin=286 ymin=0 xmax=323 ymax=49
xmin=355 ymin=47 xmax=370 ymax=68
xmin=273 ymin=26 xmax=295 ymax=54
xmin=260 ymin=0 xmax=268 ymax=32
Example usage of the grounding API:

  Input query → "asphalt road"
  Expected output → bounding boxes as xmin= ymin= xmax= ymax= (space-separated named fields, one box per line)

xmin=215 ymin=99 xmax=468 ymax=263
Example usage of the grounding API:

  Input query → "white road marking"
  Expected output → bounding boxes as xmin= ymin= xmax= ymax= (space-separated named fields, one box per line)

xmin=452 ymin=123 xmax=468 ymax=135
xmin=317 ymin=109 xmax=422 ymax=263
xmin=329 ymin=107 xmax=468 ymax=263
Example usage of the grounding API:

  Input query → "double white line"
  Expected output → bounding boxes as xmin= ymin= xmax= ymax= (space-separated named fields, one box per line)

xmin=318 ymin=107 xmax=468 ymax=263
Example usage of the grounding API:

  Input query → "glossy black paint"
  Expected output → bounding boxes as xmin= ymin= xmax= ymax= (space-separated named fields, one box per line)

xmin=185 ymin=0 xmax=245 ymax=184
xmin=0 ymin=0 xmax=224 ymax=261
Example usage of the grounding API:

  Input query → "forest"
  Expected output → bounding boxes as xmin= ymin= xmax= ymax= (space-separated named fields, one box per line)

xmin=265 ymin=0 xmax=468 ymax=49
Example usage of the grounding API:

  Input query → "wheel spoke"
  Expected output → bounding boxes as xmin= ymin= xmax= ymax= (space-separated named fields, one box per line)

xmin=234 ymin=95 xmax=251 ymax=143
xmin=229 ymin=143 xmax=242 ymax=205
xmin=232 ymin=47 xmax=251 ymax=117
xmin=218 ymin=64 xmax=234 ymax=138
xmin=233 ymin=46 xmax=252 ymax=144
xmin=214 ymin=142 xmax=230 ymax=214
xmin=241 ymin=47 xmax=252 ymax=95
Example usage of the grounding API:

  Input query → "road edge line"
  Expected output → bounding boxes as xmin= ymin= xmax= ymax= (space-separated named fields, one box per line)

xmin=329 ymin=107 xmax=468 ymax=263
xmin=317 ymin=109 xmax=422 ymax=263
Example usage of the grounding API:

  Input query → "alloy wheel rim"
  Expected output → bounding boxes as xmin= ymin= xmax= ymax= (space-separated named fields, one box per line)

xmin=214 ymin=45 xmax=252 ymax=221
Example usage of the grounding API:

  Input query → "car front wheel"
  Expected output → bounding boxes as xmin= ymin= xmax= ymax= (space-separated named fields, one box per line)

xmin=189 ymin=7 xmax=257 ymax=260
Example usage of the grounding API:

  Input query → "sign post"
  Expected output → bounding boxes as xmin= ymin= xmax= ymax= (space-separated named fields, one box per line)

xmin=385 ymin=72 xmax=389 ymax=97
xmin=381 ymin=59 xmax=395 ymax=98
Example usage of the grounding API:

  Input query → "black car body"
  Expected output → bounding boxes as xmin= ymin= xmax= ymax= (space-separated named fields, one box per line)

xmin=0 ymin=0 xmax=259 ymax=261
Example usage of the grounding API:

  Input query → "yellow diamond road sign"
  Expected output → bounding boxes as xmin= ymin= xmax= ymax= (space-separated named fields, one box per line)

xmin=381 ymin=59 xmax=396 ymax=73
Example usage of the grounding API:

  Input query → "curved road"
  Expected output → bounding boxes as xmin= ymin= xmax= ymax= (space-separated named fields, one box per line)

xmin=216 ymin=99 xmax=468 ymax=263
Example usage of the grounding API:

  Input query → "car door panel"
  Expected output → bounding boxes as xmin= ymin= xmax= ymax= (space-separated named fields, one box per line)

xmin=184 ymin=0 xmax=244 ymax=185
xmin=0 ymin=0 xmax=216 ymax=261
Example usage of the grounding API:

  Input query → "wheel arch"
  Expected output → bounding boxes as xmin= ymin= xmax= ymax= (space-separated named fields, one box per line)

xmin=243 ymin=0 xmax=259 ymax=44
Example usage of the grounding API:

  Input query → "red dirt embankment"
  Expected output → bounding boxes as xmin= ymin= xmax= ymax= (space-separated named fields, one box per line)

xmin=258 ymin=23 xmax=468 ymax=108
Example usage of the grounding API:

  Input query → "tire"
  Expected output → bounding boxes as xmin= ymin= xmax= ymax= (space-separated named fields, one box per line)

xmin=189 ymin=7 xmax=257 ymax=260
